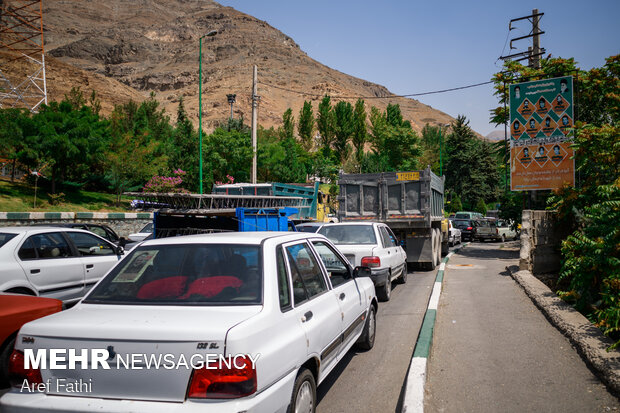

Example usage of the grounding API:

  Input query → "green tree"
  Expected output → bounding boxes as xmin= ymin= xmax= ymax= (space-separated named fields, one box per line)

xmin=30 ymin=100 xmax=109 ymax=194
xmin=203 ymin=127 xmax=252 ymax=187
xmin=317 ymin=95 xmax=335 ymax=155
xmin=419 ymin=124 xmax=442 ymax=174
xmin=169 ymin=97 xmax=199 ymax=191
xmin=444 ymin=115 xmax=499 ymax=209
xmin=367 ymin=104 xmax=420 ymax=172
xmin=298 ymin=101 xmax=315 ymax=152
xmin=449 ymin=193 xmax=463 ymax=213
xmin=352 ymin=99 xmax=367 ymax=170
xmin=474 ymin=198 xmax=487 ymax=216
xmin=279 ymin=108 xmax=295 ymax=141
xmin=333 ymin=101 xmax=353 ymax=165
xmin=106 ymin=130 xmax=166 ymax=204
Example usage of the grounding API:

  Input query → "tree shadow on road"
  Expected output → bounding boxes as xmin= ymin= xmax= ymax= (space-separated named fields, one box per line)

xmin=454 ymin=243 xmax=519 ymax=261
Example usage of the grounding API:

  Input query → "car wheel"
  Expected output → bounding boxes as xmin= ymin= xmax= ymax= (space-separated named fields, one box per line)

xmin=0 ymin=336 xmax=15 ymax=387
xmin=289 ymin=368 xmax=316 ymax=413
xmin=398 ymin=268 xmax=408 ymax=284
xmin=377 ymin=277 xmax=391 ymax=302
xmin=356 ymin=306 xmax=376 ymax=351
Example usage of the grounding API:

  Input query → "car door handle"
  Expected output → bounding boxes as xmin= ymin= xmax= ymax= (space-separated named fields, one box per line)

xmin=339 ymin=292 xmax=346 ymax=301
xmin=301 ymin=311 xmax=313 ymax=322
xmin=30 ymin=269 xmax=40 ymax=274
xmin=86 ymin=264 xmax=94 ymax=269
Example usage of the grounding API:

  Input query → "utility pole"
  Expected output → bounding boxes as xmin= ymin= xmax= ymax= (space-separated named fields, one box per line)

xmin=531 ymin=9 xmax=541 ymax=69
xmin=251 ymin=65 xmax=258 ymax=184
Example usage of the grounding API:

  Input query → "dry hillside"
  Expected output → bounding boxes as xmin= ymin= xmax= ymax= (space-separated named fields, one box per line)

xmin=6 ymin=0 xmax=456 ymax=132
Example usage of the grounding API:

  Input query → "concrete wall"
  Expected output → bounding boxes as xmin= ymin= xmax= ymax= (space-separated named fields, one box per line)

xmin=519 ymin=210 xmax=571 ymax=275
xmin=0 ymin=212 xmax=153 ymax=238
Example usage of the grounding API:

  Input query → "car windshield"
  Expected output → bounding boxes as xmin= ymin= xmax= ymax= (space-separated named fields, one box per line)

xmin=454 ymin=214 xmax=470 ymax=219
xmin=0 ymin=233 xmax=17 ymax=248
xmin=140 ymin=223 xmax=153 ymax=233
xmin=84 ymin=244 xmax=262 ymax=306
xmin=318 ymin=225 xmax=377 ymax=245
xmin=476 ymin=220 xmax=491 ymax=227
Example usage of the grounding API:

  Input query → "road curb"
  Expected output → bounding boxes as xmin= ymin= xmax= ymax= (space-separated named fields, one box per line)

xmin=402 ymin=243 xmax=468 ymax=413
xmin=506 ymin=267 xmax=620 ymax=397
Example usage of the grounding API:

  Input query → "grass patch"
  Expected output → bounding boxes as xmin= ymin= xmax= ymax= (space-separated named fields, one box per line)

xmin=0 ymin=179 xmax=133 ymax=211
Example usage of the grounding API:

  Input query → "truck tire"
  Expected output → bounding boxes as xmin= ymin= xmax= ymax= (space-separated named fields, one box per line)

xmin=427 ymin=229 xmax=437 ymax=271
xmin=435 ymin=228 xmax=441 ymax=265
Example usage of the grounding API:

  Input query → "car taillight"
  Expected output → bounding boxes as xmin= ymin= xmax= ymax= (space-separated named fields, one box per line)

xmin=187 ymin=355 xmax=256 ymax=399
xmin=361 ymin=256 xmax=381 ymax=268
xmin=466 ymin=227 xmax=473 ymax=231
xmin=8 ymin=350 xmax=42 ymax=388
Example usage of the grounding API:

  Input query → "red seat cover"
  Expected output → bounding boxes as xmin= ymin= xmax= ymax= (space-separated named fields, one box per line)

xmin=180 ymin=276 xmax=243 ymax=299
xmin=137 ymin=276 xmax=188 ymax=299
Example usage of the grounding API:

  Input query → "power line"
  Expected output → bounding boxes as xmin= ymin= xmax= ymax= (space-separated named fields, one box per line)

xmin=260 ymin=80 xmax=494 ymax=100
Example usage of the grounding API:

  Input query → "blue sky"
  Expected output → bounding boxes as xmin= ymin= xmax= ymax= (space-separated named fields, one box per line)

xmin=218 ymin=0 xmax=619 ymax=136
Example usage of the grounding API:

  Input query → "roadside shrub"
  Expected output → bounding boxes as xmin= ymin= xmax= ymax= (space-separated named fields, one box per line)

xmin=550 ymin=124 xmax=620 ymax=348
xmin=143 ymin=169 xmax=188 ymax=193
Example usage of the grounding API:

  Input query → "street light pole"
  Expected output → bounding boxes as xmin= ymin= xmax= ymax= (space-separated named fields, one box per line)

xmin=198 ymin=30 xmax=217 ymax=195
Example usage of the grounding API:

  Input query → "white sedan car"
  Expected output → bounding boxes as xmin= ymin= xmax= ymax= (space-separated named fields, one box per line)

xmin=0 ymin=227 xmax=124 ymax=304
xmin=318 ymin=222 xmax=407 ymax=302
xmin=448 ymin=220 xmax=462 ymax=246
xmin=1 ymin=232 xmax=377 ymax=413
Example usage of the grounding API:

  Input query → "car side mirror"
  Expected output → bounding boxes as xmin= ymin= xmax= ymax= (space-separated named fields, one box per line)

xmin=115 ymin=245 xmax=125 ymax=256
xmin=353 ymin=266 xmax=371 ymax=278
xmin=119 ymin=237 xmax=128 ymax=247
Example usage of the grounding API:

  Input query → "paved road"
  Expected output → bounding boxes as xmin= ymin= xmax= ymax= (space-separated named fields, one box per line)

xmin=426 ymin=241 xmax=619 ymax=412
xmin=317 ymin=267 xmax=436 ymax=413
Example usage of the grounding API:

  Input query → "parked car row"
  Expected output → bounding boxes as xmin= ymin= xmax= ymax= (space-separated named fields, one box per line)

xmin=1 ymin=229 xmax=379 ymax=413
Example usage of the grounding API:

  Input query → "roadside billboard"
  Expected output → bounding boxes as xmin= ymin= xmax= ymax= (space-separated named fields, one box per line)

xmin=509 ymin=76 xmax=575 ymax=191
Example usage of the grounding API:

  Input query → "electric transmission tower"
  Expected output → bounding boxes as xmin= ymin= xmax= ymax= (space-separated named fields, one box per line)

xmin=0 ymin=0 xmax=48 ymax=112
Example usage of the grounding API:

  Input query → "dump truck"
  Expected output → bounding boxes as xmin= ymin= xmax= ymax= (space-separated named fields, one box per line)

xmin=337 ymin=168 xmax=448 ymax=270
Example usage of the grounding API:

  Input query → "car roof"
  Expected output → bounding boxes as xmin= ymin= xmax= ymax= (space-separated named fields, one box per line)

xmin=319 ymin=222 xmax=380 ymax=227
xmin=0 ymin=226 xmax=97 ymax=235
xmin=139 ymin=231 xmax=325 ymax=246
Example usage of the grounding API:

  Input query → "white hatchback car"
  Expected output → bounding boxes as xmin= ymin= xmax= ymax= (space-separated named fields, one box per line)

xmin=318 ymin=222 xmax=407 ymax=301
xmin=1 ymin=232 xmax=377 ymax=413
xmin=0 ymin=227 xmax=124 ymax=304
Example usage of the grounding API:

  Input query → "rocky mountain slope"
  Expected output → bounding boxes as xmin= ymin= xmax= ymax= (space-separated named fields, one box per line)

xmin=33 ymin=0 xmax=454 ymax=132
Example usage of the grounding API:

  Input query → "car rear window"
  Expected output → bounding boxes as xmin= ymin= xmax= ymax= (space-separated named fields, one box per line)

xmin=84 ymin=244 xmax=262 ymax=306
xmin=453 ymin=220 xmax=471 ymax=228
xmin=0 ymin=233 xmax=17 ymax=249
xmin=318 ymin=225 xmax=377 ymax=245
xmin=454 ymin=214 xmax=470 ymax=219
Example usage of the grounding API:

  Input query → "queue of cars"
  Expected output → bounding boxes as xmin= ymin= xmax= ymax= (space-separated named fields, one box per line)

xmin=2 ymin=231 xmax=378 ymax=413
xmin=449 ymin=212 xmax=518 ymax=243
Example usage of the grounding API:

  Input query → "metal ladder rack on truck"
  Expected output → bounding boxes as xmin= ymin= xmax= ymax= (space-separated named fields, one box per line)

xmin=125 ymin=192 xmax=303 ymax=238
xmin=337 ymin=168 xmax=448 ymax=270
xmin=212 ymin=181 xmax=336 ymax=222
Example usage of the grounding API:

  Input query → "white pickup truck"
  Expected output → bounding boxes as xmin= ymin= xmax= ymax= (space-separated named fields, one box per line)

xmin=475 ymin=219 xmax=518 ymax=242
